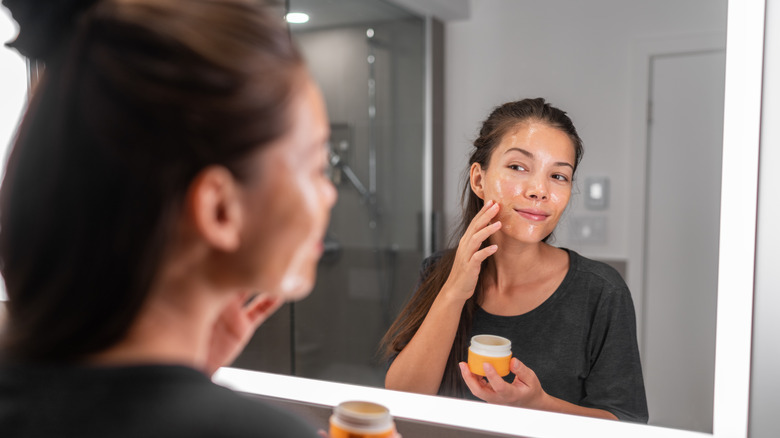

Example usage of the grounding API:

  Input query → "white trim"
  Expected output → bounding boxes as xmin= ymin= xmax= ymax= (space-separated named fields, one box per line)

xmin=712 ymin=0 xmax=765 ymax=435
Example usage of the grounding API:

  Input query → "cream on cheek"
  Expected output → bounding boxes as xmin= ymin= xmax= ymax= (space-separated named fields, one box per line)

xmin=488 ymin=173 xmax=568 ymax=241
xmin=275 ymin=163 xmax=324 ymax=300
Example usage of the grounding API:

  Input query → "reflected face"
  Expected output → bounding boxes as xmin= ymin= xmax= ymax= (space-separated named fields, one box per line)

xmin=241 ymin=76 xmax=336 ymax=300
xmin=473 ymin=121 xmax=575 ymax=244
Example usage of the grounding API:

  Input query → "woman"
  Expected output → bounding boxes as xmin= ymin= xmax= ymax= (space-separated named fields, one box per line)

xmin=383 ymin=98 xmax=648 ymax=422
xmin=0 ymin=0 xmax=335 ymax=436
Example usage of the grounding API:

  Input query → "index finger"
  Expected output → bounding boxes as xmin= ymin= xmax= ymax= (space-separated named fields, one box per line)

xmin=459 ymin=362 xmax=493 ymax=397
xmin=466 ymin=200 xmax=500 ymax=234
xmin=482 ymin=362 xmax=511 ymax=393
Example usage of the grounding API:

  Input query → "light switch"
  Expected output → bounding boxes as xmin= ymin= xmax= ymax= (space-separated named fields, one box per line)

xmin=584 ymin=177 xmax=609 ymax=210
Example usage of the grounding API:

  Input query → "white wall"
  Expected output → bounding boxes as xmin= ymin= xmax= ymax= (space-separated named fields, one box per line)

xmin=443 ymin=0 xmax=727 ymax=264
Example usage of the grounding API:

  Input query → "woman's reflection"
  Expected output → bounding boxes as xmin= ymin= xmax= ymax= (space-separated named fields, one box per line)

xmin=382 ymin=98 xmax=647 ymax=422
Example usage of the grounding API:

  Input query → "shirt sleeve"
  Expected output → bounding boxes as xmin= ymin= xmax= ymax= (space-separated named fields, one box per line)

xmin=580 ymin=282 xmax=649 ymax=423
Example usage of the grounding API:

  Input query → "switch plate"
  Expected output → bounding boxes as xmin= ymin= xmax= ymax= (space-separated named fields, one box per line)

xmin=584 ymin=177 xmax=609 ymax=210
xmin=569 ymin=216 xmax=607 ymax=244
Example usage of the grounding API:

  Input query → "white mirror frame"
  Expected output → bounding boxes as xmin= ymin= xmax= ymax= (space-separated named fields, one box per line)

xmin=214 ymin=0 xmax=766 ymax=436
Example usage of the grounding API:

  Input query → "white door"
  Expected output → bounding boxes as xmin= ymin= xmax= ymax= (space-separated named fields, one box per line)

xmin=643 ymin=50 xmax=725 ymax=432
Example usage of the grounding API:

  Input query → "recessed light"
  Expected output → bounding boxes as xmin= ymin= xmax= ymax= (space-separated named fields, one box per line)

xmin=285 ymin=12 xmax=309 ymax=24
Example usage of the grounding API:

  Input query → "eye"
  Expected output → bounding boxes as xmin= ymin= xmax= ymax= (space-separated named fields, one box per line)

xmin=552 ymin=173 xmax=570 ymax=182
xmin=508 ymin=164 xmax=527 ymax=172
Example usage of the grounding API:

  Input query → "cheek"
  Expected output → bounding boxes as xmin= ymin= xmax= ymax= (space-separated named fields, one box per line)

xmin=548 ymin=189 xmax=571 ymax=214
xmin=485 ymin=176 xmax=519 ymax=203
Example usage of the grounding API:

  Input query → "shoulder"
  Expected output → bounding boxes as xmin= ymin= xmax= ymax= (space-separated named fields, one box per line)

xmin=563 ymin=249 xmax=637 ymax=313
xmin=421 ymin=249 xmax=452 ymax=270
xmin=567 ymin=249 xmax=629 ymax=292
xmin=148 ymin=367 xmax=318 ymax=437
xmin=418 ymin=248 xmax=455 ymax=281
xmin=0 ymin=364 xmax=319 ymax=438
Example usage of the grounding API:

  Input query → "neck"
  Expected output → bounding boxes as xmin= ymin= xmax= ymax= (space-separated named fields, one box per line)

xmin=86 ymin=242 xmax=227 ymax=372
xmin=484 ymin=238 xmax=557 ymax=290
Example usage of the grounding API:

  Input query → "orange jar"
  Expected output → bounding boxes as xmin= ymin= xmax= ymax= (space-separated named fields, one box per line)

xmin=467 ymin=334 xmax=512 ymax=377
xmin=329 ymin=401 xmax=396 ymax=438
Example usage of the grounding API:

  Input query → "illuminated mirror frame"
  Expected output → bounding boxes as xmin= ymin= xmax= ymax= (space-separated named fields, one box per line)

xmin=214 ymin=0 xmax=765 ymax=436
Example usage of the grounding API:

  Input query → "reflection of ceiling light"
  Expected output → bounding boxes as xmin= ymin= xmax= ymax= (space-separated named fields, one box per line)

xmin=285 ymin=12 xmax=309 ymax=24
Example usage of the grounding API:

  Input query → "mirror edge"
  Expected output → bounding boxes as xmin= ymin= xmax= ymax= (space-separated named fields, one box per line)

xmin=215 ymin=0 xmax=766 ymax=435
xmin=712 ymin=0 xmax=766 ymax=436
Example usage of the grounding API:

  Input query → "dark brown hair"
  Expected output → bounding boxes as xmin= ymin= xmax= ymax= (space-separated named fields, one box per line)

xmin=0 ymin=0 xmax=303 ymax=362
xmin=381 ymin=98 xmax=584 ymax=397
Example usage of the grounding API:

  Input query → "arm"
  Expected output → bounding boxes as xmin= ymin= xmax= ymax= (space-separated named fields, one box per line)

xmin=385 ymin=200 xmax=502 ymax=395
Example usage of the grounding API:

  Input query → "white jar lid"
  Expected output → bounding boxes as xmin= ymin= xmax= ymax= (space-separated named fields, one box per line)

xmin=331 ymin=400 xmax=394 ymax=434
xmin=469 ymin=334 xmax=512 ymax=357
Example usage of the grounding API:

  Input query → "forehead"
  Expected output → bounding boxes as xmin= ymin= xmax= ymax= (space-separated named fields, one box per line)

xmin=493 ymin=121 xmax=575 ymax=160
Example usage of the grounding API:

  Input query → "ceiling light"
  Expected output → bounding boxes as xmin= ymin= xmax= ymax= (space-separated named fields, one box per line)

xmin=285 ymin=12 xmax=309 ymax=24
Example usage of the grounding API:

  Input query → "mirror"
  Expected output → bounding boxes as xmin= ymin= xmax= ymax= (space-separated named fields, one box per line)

xmin=225 ymin=0 xmax=764 ymax=436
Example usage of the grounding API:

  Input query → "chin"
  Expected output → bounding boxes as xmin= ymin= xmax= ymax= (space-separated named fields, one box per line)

xmin=277 ymin=267 xmax=318 ymax=302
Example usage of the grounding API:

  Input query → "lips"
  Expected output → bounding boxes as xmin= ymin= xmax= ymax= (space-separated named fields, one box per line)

xmin=515 ymin=208 xmax=550 ymax=222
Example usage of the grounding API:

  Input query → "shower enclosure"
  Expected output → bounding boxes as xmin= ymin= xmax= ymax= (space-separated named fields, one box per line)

xmin=232 ymin=0 xmax=431 ymax=388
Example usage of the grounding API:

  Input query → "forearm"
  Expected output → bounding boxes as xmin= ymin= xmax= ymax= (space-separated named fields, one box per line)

xmin=538 ymin=394 xmax=618 ymax=420
xmin=385 ymin=288 xmax=466 ymax=395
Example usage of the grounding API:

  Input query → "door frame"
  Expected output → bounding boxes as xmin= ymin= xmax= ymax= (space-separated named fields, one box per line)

xmin=628 ymin=33 xmax=726 ymax=357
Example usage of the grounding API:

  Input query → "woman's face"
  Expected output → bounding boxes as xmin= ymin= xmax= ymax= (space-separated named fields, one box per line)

xmin=471 ymin=121 xmax=575 ymax=245
xmin=239 ymin=76 xmax=337 ymax=300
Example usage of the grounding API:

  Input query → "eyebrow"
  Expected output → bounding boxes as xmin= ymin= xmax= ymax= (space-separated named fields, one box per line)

xmin=504 ymin=147 xmax=574 ymax=170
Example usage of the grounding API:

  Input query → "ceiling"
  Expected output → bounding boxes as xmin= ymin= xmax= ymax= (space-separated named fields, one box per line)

xmin=286 ymin=0 xmax=418 ymax=30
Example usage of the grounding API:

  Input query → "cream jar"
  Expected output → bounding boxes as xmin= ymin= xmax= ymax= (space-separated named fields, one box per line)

xmin=467 ymin=334 xmax=512 ymax=377
xmin=329 ymin=401 xmax=396 ymax=438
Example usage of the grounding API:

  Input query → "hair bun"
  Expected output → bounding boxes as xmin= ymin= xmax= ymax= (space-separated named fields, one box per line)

xmin=3 ymin=0 xmax=101 ymax=61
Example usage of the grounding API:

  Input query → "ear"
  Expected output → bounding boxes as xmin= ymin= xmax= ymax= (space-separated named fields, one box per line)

xmin=186 ymin=166 xmax=243 ymax=252
xmin=469 ymin=162 xmax=486 ymax=200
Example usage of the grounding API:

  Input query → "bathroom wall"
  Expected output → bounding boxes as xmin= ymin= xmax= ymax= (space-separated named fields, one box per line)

xmin=442 ymin=0 xmax=727 ymax=260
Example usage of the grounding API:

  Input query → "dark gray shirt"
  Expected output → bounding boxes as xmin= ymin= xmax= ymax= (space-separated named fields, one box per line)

xmin=0 ymin=363 xmax=319 ymax=437
xmin=428 ymin=248 xmax=648 ymax=422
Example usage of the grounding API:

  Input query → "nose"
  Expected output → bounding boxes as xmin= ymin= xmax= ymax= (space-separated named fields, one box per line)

xmin=525 ymin=175 xmax=549 ymax=201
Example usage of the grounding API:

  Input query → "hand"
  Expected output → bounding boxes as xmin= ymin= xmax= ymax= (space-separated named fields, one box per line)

xmin=204 ymin=290 xmax=284 ymax=376
xmin=442 ymin=200 xmax=501 ymax=301
xmin=458 ymin=358 xmax=550 ymax=409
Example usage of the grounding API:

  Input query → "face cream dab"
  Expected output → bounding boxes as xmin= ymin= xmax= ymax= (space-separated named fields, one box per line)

xmin=467 ymin=334 xmax=512 ymax=377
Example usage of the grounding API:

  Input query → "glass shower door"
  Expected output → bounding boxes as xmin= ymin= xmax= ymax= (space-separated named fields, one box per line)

xmin=232 ymin=0 xmax=427 ymax=389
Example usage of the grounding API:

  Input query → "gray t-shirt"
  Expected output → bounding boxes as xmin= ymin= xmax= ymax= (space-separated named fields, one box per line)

xmin=426 ymin=248 xmax=648 ymax=422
